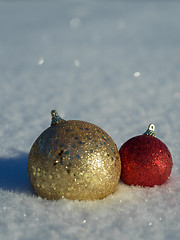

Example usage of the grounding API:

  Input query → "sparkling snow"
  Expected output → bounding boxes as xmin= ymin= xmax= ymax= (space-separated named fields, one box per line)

xmin=0 ymin=1 xmax=180 ymax=240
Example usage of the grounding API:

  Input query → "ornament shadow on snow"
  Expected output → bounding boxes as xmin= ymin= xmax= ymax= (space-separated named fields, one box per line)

xmin=0 ymin=153 xmax=34 ymax=194
xmin=119 ymin=123 xmax=173 ymax=187
xmin=28 ymin=110 xmax=121 ymax=200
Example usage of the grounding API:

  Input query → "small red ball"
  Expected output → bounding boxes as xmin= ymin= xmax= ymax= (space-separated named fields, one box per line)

xmin=119 ymin=135 xmax=173 ymax=187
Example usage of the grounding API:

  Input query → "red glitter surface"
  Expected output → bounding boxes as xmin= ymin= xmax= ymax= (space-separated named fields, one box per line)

xmin=119 ymin=135 xmax=173 ymax=187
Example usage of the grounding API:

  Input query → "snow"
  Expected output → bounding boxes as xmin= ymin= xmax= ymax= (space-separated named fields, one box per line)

xmin=0 ymin=1 xmax=180 ymax=239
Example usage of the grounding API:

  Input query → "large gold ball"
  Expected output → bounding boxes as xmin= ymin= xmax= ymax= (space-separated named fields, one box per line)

xmin=28 ymin=112 xmax=121 ymax=200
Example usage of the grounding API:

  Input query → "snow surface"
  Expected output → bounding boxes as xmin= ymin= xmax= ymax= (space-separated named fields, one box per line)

xmin=0 ymin=1 xmax=180 ymax=240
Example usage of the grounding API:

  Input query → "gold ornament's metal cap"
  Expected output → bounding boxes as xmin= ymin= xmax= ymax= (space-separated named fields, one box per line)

xmin=51 ymin=110 xmax=65 ymax=126
xmin=143 ymin=123 xmax=156 ymax=137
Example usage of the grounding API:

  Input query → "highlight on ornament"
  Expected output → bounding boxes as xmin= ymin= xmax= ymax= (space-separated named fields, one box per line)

xmin=28 ymin=110 xmax=121 ymax=200
xmin=119 ymin=123 xmax=173 ymax=187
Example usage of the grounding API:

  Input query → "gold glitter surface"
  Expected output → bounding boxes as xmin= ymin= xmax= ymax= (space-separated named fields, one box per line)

xmin=28 ymin=120 xmax=121 ymax=200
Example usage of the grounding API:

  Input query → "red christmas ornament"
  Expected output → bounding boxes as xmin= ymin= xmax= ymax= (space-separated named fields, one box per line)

xmin=119 ymin=124 xmax=173 ymax=187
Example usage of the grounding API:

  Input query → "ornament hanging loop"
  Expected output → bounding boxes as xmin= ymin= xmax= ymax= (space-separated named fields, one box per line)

xmin=143 ymin=123 xmax=156 ymax=137
xmin=51 ymin=110 xmax=65 ymax=126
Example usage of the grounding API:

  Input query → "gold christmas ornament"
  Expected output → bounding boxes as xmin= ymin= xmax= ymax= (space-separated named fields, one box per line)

xmin=28 ymin=110 xmax=121 ymax=200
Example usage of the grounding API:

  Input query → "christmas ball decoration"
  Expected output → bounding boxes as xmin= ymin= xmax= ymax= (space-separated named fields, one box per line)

xmin=119 ymin=124 xmax=173 ymax=187
xmin=28 ymin=110 xmax=121 ymax=200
